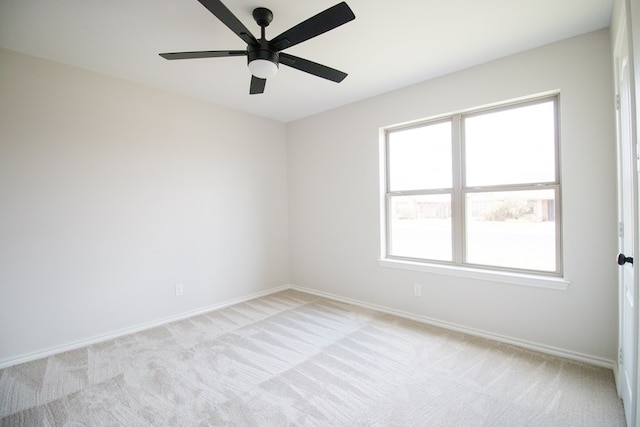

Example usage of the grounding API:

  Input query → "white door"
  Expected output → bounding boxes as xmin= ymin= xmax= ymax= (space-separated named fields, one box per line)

xmin=615 ymin=18 xmax=638 ymax=427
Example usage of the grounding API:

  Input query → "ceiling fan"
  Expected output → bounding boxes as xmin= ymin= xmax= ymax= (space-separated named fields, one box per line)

xmin=159 ymin=0 xmax=356 ymax=94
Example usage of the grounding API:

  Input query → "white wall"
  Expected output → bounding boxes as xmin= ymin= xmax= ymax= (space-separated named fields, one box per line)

xmin=0 ymin=28 xmax=619 ymax=367
xmin=287 ymin=29 xmax=618 ymax=362
xmin=0 ymin=48 xmax=289 ymax=364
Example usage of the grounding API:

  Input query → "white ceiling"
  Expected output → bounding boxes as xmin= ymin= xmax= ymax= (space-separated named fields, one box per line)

xmin=0 ymin=0 xmax=612 ymax=122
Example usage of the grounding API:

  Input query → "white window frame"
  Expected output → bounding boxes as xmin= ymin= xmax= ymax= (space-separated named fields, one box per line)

xmin=379 ymin=94 xmax=569 ymax=290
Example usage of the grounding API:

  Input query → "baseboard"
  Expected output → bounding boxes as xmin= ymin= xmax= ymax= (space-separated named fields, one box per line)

xmin=290 ymin=285 xmax=617 ymax=370
xmin=2 ymin=284 xmax=616 ymax=372
xmin=0 ymin=285 xmax=290 ymax=369
xmin=612 ymin=359 xmax=622 ymax=398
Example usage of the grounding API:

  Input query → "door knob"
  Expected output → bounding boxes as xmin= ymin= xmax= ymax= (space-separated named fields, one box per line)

xmin=618 ymin=253 xmax=634 ymax=265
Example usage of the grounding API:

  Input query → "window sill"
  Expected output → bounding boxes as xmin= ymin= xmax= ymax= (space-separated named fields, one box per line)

xmin=378 ymin=258 xmax=569 ymax=290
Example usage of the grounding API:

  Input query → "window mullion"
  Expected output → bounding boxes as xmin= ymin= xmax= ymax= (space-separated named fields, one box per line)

xmin=451 ymin=114 xmax=464 ymax=265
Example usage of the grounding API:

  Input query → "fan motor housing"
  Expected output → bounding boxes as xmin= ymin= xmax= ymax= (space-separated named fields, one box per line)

xmin=247 ymin=42 xmax=279 ymax=67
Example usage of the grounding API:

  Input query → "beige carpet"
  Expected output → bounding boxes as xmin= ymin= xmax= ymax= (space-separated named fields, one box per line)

xmin=0 ymin=290 xmax=625 ymax=426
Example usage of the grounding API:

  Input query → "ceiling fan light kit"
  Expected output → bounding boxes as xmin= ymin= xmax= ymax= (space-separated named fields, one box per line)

xmin=248 ymin=58 xmax=278 ymax=79
xmin=159 ymin=0 xmax=355 ymax=94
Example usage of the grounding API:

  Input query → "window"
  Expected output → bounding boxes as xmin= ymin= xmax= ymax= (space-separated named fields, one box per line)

xmin=382 ymin=95 xmax=561 ymax=277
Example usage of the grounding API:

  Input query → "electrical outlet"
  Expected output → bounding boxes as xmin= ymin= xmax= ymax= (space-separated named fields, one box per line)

xmin=175 ymin=284 xmax=184 ymax=296
xmin=413 ymin=284 xmax=422 ymax=297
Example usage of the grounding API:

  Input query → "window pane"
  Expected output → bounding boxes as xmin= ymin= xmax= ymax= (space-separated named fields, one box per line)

xmin=464 ymin=101 xmax=556 ymax=187
xmin=388 ymin=121 xmax=452 ymax=191
xmin=389 ymin=194 xmax=452 ymax=261
xmin=465 ymin=189 xmax=556 ymax=271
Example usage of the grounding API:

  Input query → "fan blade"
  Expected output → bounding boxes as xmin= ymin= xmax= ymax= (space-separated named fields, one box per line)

xmin=250 ymin=76 xmax=267 ymax=94
xmin=279 ymin=53 xmax=347 ymax=83
xmin=197 ymin=0 xmax=258 ymax=46
xmin=159 ymin=50 xmax=246 ymax=60
xmin=270 ymin=2 xmax=355 ymax=51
